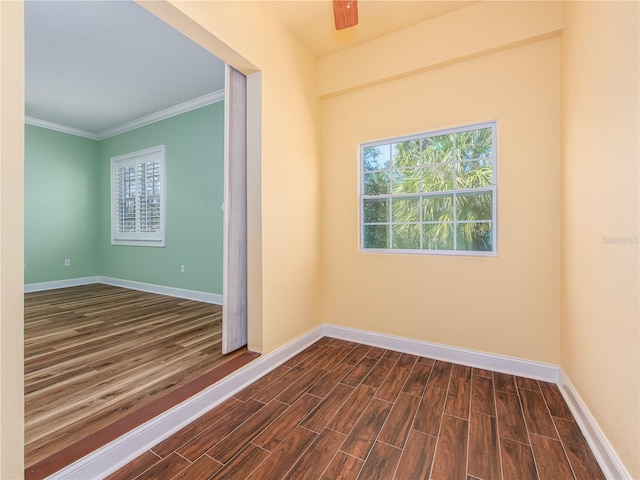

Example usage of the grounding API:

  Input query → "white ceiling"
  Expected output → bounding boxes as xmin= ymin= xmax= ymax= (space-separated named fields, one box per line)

xmin=25 ymin=0 xmax=475 ymax=137
xmin=25 ymin=0 xmax=226 ymax=136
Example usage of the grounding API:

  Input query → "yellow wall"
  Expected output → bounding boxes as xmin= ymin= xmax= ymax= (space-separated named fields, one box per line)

xmin=143 ymin=1 xmax=324 ymax=355
xmin=561 ymin=1 xmax=639 ymax=477
xmin=318 ymin=1 xmax=563 ymax=97
xmin=0 ymin=1 xmax=637 ymax=477
xmin=322 ymin=19 xmax=562 ymax=364
xmin=0 ymin=1 xmax=25 ymax=477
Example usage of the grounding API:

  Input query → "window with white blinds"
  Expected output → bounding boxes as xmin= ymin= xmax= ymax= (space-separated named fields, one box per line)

xmin=111 ymin=145 xmax=165 ymax=246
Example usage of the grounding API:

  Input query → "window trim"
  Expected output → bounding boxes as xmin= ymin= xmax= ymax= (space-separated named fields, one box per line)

xmin=359 ymin=121 xmax=497 ymax=257
xmin=110 ymin=145 xmax=166 ymax=247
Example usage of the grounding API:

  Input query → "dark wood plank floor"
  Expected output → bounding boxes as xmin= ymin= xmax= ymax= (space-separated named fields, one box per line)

xmin=25 ymin=284 xmax=248 ymax=470
xmin=108 ymin=337 xmax=605 ymax=480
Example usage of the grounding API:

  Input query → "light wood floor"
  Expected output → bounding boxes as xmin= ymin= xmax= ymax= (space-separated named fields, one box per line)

xmin=109 ymin=337 xmax=605 ymax=480
xmin=25 ymin=284 xmax=247 ymax=470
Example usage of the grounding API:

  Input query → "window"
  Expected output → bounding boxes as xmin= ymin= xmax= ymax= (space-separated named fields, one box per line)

xmin=360 ymin=122 xmax=497 ymax=255
xmin=111 ymin=145 xmax=165 ymax=246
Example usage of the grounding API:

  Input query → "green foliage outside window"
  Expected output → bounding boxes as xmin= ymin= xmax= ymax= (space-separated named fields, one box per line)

xmin=361 ymin=124 xmax=496 ymax=254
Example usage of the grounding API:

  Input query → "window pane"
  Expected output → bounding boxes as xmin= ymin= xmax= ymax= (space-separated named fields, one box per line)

xmin=363 ymin=198 xmax=389 ymax=223
xmin=456 ymin=128 xmax=492 ymax=160
xmin=422 ymin=134 xmax=453 ymax=164
xmin=456 ymin=191 xmax=492 ymax=221
xmin=423 ymin=194 xmax=453 ymax=222
xmin=423 ymin=164 xmax=453 ymax=192
xmin=392 ymin=140 xmax=420 ymax=167
xmin=456 ymin=222 xmax=493 ymax=251
xmin=456 ymin=159 xmax=492 ymax=188
xmin=364 ymin=145 xmax=391 ymax=171
xmin=364 ymin=224 xmax=389 ymax=249
xmin=392 ymin=196 xmax=420 ymax=223
xmin=364 ymin=172 xmax=390 ymax=195
xmin=392 ymin=168 xmax=421 ymax=194
xmin=423 ymin=223 xmax=453 ymax=250
xmin=392 ymin=224 xmax=420 ymax=249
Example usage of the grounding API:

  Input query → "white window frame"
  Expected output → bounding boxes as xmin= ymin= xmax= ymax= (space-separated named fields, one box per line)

xmin=111 ymin=145 xmax=166 ymax=247
xmin=360 ymin=121 xmax=497 ymax=256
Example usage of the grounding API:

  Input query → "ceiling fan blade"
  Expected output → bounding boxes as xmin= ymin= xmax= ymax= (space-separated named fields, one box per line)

xmin=333 ymin=0 xmax=358 ymax=30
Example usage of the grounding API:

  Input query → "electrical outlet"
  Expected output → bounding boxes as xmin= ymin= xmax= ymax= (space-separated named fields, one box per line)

xmin=64 ymin=259 xmax=71 ymax=267
xmin=180 ymin=264 xmax=185 ymax=273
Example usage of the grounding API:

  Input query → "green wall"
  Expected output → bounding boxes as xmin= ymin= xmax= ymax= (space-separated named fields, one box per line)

xmin=24 ymin=102 xmax=225 ymax=294
xmin=24 ymin=125 xmax=101 ymax=283
xmin=100 ymin=103 xmax=225 ymax=294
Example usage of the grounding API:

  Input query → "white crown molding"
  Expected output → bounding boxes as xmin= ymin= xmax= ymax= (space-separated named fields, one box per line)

xmin=25 ymin=89 xmax=225 ymax=141
xmin=24 ymin=117 xmax=100 ymax=140
xmin=97 ymin=89 xmax=225 ymax=140
xmin=558 ymin=370 xmax=632 ymax=480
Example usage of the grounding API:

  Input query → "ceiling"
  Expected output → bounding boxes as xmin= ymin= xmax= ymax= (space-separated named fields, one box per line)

xmin=25 ymin=0 xmax=226 ymax=136
xmin=268 ymin=0 xmax=475 ymax=58
xmin=25 ymin=0 xmax=475 ymax=137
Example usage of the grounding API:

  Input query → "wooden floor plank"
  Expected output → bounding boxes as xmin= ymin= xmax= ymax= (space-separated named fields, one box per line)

xmin=495 ymin=390 xmax=530 ymax=444
xmin=171 ymin=455 xmax=223 ymax=480
xmin=468 ymin=412 xmax=501 ymax=480
xmin=209 ymin=444 xmax=270 ymax=480
xmin=320 ymin=451 xmax=363 ymax=480
xmin=377 ymin=392 xmax=421 ymax=449
xmin=445 ymin=375 xmax=471 ymax=420
xmin=205 ymin=400 xmax=289 ymax=464
xmin=340 ymin=398 xmax=393 ymax=460
xmin=427 ymin=360 xmax=453 ymax=389
xmin=283 ymin=428 xmax=347 ymax=480
xmin=402 ymin=361 xmax=433 ymax=397
xmin=519 ymin=388 xmax=559 ymax=439
xmin=326 ymin=384 xmax=376 ymax=434
xmin=500 ymin=438 xmax=538 ymax=480
xmin=413 ymin=385 xmax=447 ymax=436
xmin=301 ymin=383 xmax=355 ymax=433
xmin=245 ymin=426 xmax=317 ymax=480
xmin=430 ymin=414 xmax=468 ymax=480
xmin=529 ymin=433 xmax=575 ymax=480
xmin=356 ymin=441 xmax=402 ymax=480
xmin=175 ymin=398 xmax=265 ymax=462
xmin=394 ymin=429 xmax=437 ymax=480
xmin=103 ymin=450 xmax=161 ymax=480
xmin=341 ymin=357 xmax=378 ymax=387
xmin=471 ymin=374 xmax=496 ymax=417
xmin=375 ymin=354 xmax=417 ymax=402
xmin=150 ymin=397 xmax=243 ymax=458
xmin=24 ymin=284 xmax=249 ymax=470
xmin=253 ymin=394 xmax=321 ymax=451
xmin=105 ymin=338 xmax=606 ymax=480
xmin=554 ymin=417 xmax=606 ymax=480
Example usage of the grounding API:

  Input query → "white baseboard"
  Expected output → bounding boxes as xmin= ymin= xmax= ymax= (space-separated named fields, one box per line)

xmin=558 ymin=371 xmax=632 ymax=480
xmin=24 ymin=276 xmax=223 ymax=305
xmin=47 ymin=324 xmax=626 ymax=480
xmin=24 ymin=276 xmax=101 ymax=293
xmin=47 ymin=326 xmax=324 ymax=480
xmin=323 ymin=324 xmax=559 ymax=382
xmin=99 ymin=276 xmax=223 ymax=305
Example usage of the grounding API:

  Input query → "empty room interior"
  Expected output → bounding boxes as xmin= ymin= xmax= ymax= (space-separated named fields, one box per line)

xmin=0 ymin=0 xmax=638 ymax=479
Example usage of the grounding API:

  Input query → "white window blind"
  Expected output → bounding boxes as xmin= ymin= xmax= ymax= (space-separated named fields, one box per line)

xmin=111 ymin=146 xmax=165 ymax=246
